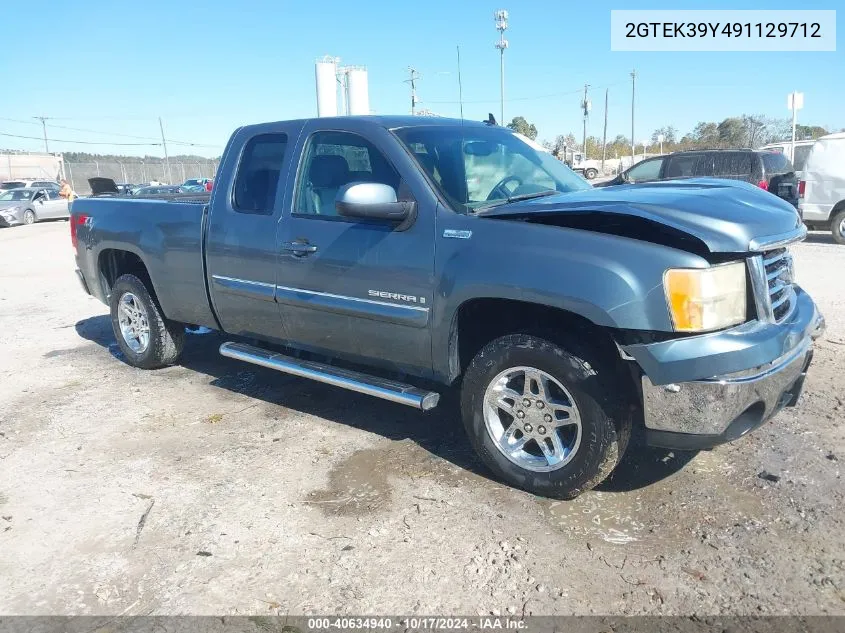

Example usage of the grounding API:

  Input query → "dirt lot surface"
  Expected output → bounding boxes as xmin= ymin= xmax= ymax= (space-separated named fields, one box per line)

xmin=0 ymin=222 xmax=843 ymax=616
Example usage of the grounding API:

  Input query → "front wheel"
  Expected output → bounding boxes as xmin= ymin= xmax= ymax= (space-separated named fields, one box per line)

xmin=831 ymin=210 xmax=845 ymax=245
xmin=461 ymin=333 xmax=631 ymax=499
xmin=109 ymin=274 xmax=185 ymax=369
xmin=23 ymin=210 xmax=36 ymax=225
xmin=584 ymin=168 xmax=598 ymax=180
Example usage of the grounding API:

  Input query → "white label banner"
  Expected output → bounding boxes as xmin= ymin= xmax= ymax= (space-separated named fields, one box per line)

xmin=611 ymin=10 xmax=836 ymax=51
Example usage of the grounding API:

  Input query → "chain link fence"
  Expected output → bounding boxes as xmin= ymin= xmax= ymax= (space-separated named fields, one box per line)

xmin=65 ymin=160 xmax=218 ymax=194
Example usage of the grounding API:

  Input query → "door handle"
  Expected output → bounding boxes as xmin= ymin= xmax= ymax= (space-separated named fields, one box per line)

xmin=282 ymin=240 xmax=318 ymax=256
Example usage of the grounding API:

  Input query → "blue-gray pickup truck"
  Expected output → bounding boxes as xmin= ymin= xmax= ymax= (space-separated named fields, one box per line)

xmin=70 ymin=116 xmax=825 ymax=499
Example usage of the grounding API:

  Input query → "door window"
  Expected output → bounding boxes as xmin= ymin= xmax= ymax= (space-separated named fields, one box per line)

xmin=294 ymin=131 xmax=400 ymax=217
xmin=663 ymin=154 xmax=712 ymax=178
xmin=233 ymin=133 xmax=288 ymax=215
xmin=625 ymin=158 xmax=664 ymax=183
xmin=712 ymin=152 xmax=753 ymax=178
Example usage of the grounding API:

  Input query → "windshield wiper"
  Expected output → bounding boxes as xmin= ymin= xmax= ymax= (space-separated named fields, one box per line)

xmin=504 ymin=189 xmax=559 ymax=203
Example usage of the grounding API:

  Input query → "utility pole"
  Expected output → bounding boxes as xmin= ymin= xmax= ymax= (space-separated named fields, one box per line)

xmin=494 ymin=10 xmax=509 ymax=125
xmin=630 ymin=69 xmax=636 ymax=163
xmin=601 ymin=88 xmax=608 ymax=171
xmin=158 ymin=117 xmax=172 ymax=184
xmin=405 ymin=67 xmax=420 ymax=115
xmin=33 ymin=116 xmax=50 ymax=153
xmin=581 ymin=84 xmax=591 ymax=157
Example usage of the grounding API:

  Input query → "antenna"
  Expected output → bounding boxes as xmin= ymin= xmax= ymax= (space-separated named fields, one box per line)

xmin=456 ymin=46 xmax=464 ymax=120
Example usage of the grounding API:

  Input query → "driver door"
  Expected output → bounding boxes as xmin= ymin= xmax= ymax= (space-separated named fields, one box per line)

xmin=274 ymin=121 xmax=436 ymax=376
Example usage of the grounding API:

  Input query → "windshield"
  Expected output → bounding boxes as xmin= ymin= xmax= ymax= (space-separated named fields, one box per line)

xmin=1 ymin=182 xmax=26 ymax=190
xmin=183 ymin=179 xmax=201 ymax=186
xmin=393 ymin=125 xmax=590 ymax=213
xmin=0 ymin=190 xmax=35 ymax=201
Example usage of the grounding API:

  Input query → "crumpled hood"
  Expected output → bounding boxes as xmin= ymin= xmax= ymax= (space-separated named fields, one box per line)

xmin=480 ymin=178 xmax=803 ymax=253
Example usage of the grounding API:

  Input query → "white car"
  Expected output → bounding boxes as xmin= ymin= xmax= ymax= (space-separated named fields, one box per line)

xmin=799 ymin=132 xmax=845 ymax=244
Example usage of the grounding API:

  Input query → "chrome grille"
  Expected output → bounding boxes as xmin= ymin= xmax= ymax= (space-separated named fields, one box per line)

xmin=761 ymin=248 xmax=796 ymax=322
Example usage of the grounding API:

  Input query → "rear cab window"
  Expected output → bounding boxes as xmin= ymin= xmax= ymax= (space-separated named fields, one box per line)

xmin=760 ymin=152 xmax=793 ymax=176
xmin=233 ymin=133 xmax=289 ymax=215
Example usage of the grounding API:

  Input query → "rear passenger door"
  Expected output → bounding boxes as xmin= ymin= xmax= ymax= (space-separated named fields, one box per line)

xmin=274 ymin=120 xmax=436 ymax=376
xmin=205 ymin=122 xmax=304 ymax=342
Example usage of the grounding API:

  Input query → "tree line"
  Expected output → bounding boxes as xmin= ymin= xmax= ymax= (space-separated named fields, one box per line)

xmin=506 ymin=115 xmax=838 ymax=159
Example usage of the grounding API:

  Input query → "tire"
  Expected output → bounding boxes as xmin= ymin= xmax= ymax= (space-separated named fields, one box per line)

xmin=461 ymin=333 xmax=632 ymax=499
xmin=23 ymin=209 xmax=36 ymax=225
xmin=109 ymin=274 xmax=185 ymax=369
xmin=831 ymin=209 xmax=845 ymax=245
xmin=584 ymin=168 xmax=598 ymax=180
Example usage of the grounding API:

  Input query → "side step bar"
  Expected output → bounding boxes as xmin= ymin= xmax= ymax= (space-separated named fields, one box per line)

xmin=219 ymin=341 xmax=440 ymax=411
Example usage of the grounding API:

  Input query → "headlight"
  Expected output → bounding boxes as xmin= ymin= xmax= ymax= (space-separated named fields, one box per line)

xmin=2 ymin=206 xmax=21 ymax=215
xmin=664 ymin=262 xmax=747 ymax=332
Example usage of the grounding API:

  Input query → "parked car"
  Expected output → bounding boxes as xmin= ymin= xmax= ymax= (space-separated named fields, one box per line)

xmin=597 ymin=149 xmax=799 ymax=208
xmin=0 ymin=179 xmax=60 ymax=191
xmin=70 ymin=115 xmax=823 ymax=499
xmin=0 ymin=188 xmax=69 ymax=226
xmin=133 ymin=185 xmax=184 ymax=196
xmin=180 ymin=184 xmax=207 ymax=193
xmin=799 ymin=132 xmax=845 ymax=244
xmin=183 ymin=178 xmax=214 ymax=191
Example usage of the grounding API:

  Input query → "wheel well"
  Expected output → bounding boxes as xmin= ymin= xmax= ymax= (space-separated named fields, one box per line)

xmin=832 ymin=200 xmax=845 ymax=215
xmin=98 ymin=249 xmax=156 ymax=302
xmin=452 ymin=298 xmax=624 ymax=379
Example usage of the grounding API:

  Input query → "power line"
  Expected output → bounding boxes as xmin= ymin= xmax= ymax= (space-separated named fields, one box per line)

xmin=425 ymin=81 xmax=626 ymax=105
xmin=0 ymin=132 xmax=161 ymax=146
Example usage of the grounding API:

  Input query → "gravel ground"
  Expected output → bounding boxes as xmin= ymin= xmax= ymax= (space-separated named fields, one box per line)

xmin=0 ymin=221 xmax=842 ymax=616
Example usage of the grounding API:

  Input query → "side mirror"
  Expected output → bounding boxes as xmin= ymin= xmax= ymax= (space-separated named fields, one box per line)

xmin=336 ymin=183 xmax=415 ymax=223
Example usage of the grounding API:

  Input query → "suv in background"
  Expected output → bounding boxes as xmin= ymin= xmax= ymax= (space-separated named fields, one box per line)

xmin=598 ymin=149 xmax=799 ymax=208
xmin=1 ymin=179 xmax=60 ymax=191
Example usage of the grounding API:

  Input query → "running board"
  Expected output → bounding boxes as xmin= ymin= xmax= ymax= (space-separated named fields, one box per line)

xmin=219 ymin=342 xmax=440 ymax=411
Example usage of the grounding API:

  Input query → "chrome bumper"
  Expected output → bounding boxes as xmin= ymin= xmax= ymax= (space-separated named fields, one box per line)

xmin=644 ymin=297 xmax=824 ymax=450
xmin=642 ymin=336 xmax=815 ymax=450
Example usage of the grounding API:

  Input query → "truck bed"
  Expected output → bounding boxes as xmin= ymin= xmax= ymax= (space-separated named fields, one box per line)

xmin=72 ymin=196 xmax=217 ymax=329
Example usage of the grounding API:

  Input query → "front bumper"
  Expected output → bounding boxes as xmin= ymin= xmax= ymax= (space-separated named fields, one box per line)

xmin=626 ymin=287 xmax=824 ymax=450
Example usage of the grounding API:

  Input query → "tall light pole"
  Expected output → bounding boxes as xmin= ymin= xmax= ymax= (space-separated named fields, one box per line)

xmin=630 ymin=69 xmax=636 ymax=163
xmin=788 ymin=91 xmax=804 ymax=162
xmin=494 ymin=9 xmax=509 ymax=126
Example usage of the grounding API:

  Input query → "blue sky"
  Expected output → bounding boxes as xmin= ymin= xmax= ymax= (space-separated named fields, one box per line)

xmin=1 ymin=0 xmax=841 ymax=157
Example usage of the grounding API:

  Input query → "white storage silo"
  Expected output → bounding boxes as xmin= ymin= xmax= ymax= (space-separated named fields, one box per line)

xmin=345 ymin=67 xmax=370 ymax=116
xmin=315 ymin=57 xmax=339 ymax=117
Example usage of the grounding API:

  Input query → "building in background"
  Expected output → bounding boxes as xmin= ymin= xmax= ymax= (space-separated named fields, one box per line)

xmin=1 ymin=152 xmax=64 ymax=182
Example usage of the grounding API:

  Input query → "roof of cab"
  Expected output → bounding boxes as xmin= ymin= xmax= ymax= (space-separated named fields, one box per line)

xmin=242 ymin=115 xmax=491 ymax=132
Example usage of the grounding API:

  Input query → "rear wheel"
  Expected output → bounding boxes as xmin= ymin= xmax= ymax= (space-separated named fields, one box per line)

xmin=23 ymin=210 xmax=36 ymax=225
xmin=461 ymin=333 xmax=631 ymax=499
xmin=831 ymin=210 xmax=845 ymax=245
xmin=109 ymin=274 xmax=185 ymax=369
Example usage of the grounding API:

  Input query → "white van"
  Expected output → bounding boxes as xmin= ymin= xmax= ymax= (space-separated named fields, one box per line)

xmin=799 ymin=132 xmax=845 ymax=244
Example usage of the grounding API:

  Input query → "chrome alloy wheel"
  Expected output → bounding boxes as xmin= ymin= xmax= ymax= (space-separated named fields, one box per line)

xmin=117 ymin=292 xmax=150 ymax=354
xmin=483 ymin=366 xmax=582 ymax=472
xmin=839 ymin=216 xmax=845 ymax=237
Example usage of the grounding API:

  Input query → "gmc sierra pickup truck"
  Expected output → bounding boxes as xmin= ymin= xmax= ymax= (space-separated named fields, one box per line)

xmin=71 ymin=116 xmax=825 ymax=499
